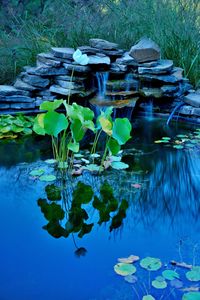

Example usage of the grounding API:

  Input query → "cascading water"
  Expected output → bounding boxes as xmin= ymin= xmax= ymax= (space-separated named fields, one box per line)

xmin=125 ymin=73 xmax=133 ymax=92
xmin=96 ymin=72 xmax=109 ymax=100
xmin=144 ymin=99 xmax=154 ymax=121
xmin=166 ymin=101 xmax=184 ymax=126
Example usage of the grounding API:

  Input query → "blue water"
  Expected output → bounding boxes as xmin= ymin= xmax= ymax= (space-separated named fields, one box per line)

xmin=0 ymin=118 xmax=200 ymax=300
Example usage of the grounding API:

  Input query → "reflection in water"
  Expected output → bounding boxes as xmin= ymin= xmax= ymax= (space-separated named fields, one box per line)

xmin=38 ymin=180 xmax=129 ymax=254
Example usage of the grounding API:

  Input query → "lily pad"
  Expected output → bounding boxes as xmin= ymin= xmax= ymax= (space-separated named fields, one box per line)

xmin=152 ymin=278 xmax=167 ymax=289
xmin=114 ymin=263 xmax=136 ymax=276
xmin=140 ymin=257 xmax=162 ymax=271
xmin=162 ymin=270 xmax=180 ymax=280
xmin=118 ymin=255 xmax=140 ymax=264
xmin=84 ymin=164 xmax=102 ymax=172
xmin=142 ymin=296 xmax=155 ymax=300
xmin=111 ymin=161 xmax=129 ymax=170
xmin=173 ymin=145 xmax=184 ymax=149
xmin=186 ymin=267 xmax=200 ymax=282
xmin=39 ymin=175 xmax=56 ymax=182
xmin=124 ymin=275 xmax=138 ymax=284
xmin=45 ymin=159 xmax=57 ymax=164
xmin=177 ymin=134 xmax=188 ymax=138
xmin=29 ymin=169 xmax=45 ymax=177
xmin=182 ymin=292 xmax=200 ymax=300
xmin=170 ymin=279 xmax=183 ymax=288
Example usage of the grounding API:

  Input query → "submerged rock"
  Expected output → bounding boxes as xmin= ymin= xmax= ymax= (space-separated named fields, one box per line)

xmin=106 ymin=79 xmax=139 ymax=91
xmin=51 ymin=47 xmax=75 ymax=59
xmin=89 ymin=38 xmax=119 ymax=50
xmin=105 ymin=90 xmax=138 ymax=100
xmin=90 ymin=97 xmax=139 ymax=108
xmin=139 ymin=87 xmax=163 ymax=98
xmin=129 ymin=38 xmax=161 ymax=63
xmin=138 ymin=60 xmax=173 ymax=75
xmin=184 ymin=92 xmax=200 ymax=107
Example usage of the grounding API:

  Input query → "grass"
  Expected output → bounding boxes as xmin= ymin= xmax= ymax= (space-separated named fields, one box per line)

xmin=0 ymin=0 xmax=199 ymax=87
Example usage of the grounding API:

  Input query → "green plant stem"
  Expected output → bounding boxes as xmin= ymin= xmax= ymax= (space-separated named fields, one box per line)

xmin=101 ymin=136 xmax=110 ymax=168
xmin=91 ymin=129 xmax=102 ymax=155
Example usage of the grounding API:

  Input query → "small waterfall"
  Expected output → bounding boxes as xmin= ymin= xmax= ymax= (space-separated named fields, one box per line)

xmin=166 ymin=101 xmax=184 ymax=126
xmin=96 ymin=72 xmax=109 ymax=100
xmin=125 ymin=73 xmax=133 ymax=92
xmin=144 ymin=100 xmax=153 ymax=121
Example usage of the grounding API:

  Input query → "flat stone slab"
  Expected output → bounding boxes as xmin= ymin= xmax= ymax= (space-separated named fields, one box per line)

xmin=110 ymin=63 xmax=127 ymax=73
xmin=106 ymin=79 xmax=139 ymax=91
xmin=139 ymin=87 xmax=163 ymax=98
xmin=0 ymin=85 xmax=28 ymax=96
xmin=105 ymin=90 xmax=138 ymax=100
xmin=22 ymin=74 xmax=50 ymax=88
xmin=184 ymin=92 xmax=200 ymax=107
xmin=14 ymin=79 xmax=37 ymax=92
xmin=116 ymin=52 xmax=138 ymax=66
xmin=88 ymin=54 xmax=110 ymax=65
xmin=51 ymin=47 xmax=75 ymax=59
xmin=37 ymin=53 xmax=62 ymax=67
xmin=161 ymin=85 xmax=179 ymax=95
xmin=63 ymin=63 xmax=90 ymax=73
xmin=90 ymin=97 xmax=139 ymax=108
xmin=1 ymin=96 xmax=34 ymax=103
xmin=138 ymin=59 xmax=173 ymax=75
xmin=139 ymin=67 xmax=183 ymax=83
xmin=101 ymin=49 xmax=124 ymax=58
xmin=26 ymin=66 xmax=69 ymax=76
xmin=89 ymin=38 xmax=119 ymax=50
xmin=129 ymin=37 xmax=161 ymax=63
xmin=54 ymin=79 xmax=84 ymax=90
xmin=10 ymin=102 xmax=36 ymax=109
xmin=78 ymin=46 xmax=100 ymax=55
xmin=55 ymin=75 xmax=87 ymax=83
xmin=50 ymin=85 xmax=81 ymax=96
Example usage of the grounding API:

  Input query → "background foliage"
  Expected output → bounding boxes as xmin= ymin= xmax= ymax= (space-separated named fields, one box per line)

xmin=0 ymin=0 xmax=200 ymax=86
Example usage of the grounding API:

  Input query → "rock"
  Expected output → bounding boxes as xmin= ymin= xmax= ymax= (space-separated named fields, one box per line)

xmin=1 ymin=96 xmax=34 ymax=103
xmin=10 ymin=102 xmax=36 ymax=109
xmin=184 ymin=92 xmax=200 ymax=107
xmin=105 ymin=90 xmax=138 ymax=100
xmin=88 ymin=54 xmax=110 ymax=65
xmin=22 ymin=74 xmax=50 ymax=88
xmin=106 ymin=79 xmax=139 ymax=91
xmin=90 ymin=97 xmax=139 ymax=108
xmin=139 ymin=61 xmax=159 ymax=67
xmin=0 ymin=85 xmax=28 ymax=96
xmin=63 ymin=63 xmax=90 ymax=73
xmin=51 ymin=47 xmax=75 ymax=59
xmin=192 ymin=108 xmax=200 ymax=116
xmin=37 ymin=89 xmax=53 ymax=97
xmin=129 ymin=37 xmax=161 ymax=63
xmin=139 ymin=67 xmax=183 ymax=83
xmin=26 ymin=66 xmax=68 ymax=76
xmin=89 ymin=38 xmax=119 ymax=50
xmin=54 ymin=79 xmax=85 ymax=90
xmin=139 ymin=87 xmax=163 ymax=98
xmin=0 ymin=103 xmax=10 ymax=109
xmin=138 ymin=60 xmax=173 ymax=75
xmin=179 ymin=105 xmax=193 ymax=115
xmin=37 ymin=53 xmax=62 ymax=67
xmin=14 ymin=79 xmax=37 ymax=92
xmin=161 ymin=85 xmax=179 ymax=96
xmin=50 ymin=85 xmax=82 ymax=96
xmin=110 ymin=63 xmax=127 ymax=73
xmin=101 ymin=49 xmax=124 ymax=59
xmin=116 ymin=52 xmax=138 ymax=66
xmin=55 ymin=75 xmax=87 ymax=83
xmin=78 ymin=46 xmax=99 ymax=55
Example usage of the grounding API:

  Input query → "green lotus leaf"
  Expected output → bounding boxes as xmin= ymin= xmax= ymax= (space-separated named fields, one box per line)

xmin=140 ymin=257 xmax=162 ymax=271
xmin=114 ymin=263 xmax=136 ymax=276
xmin=142 ymin=296 xmax=155 ymax=300
xmin=23 ymin=128 xmax=32 ymax=135
xmin=68 ymin=141 xmax=79 ymax=153
xmin=186 ymin=266 xmax=200 ymax=282
xmin=112 ymin=118 xmax=132 ymax=145
xmin=44 ymin=111 xmax=68 ymax=137
xmin=182 ymin=292 xmax=200 ymax=300
xmin=108 ymin=138 xmax=121 ymax=155
xmin=33 ymin=113 xmax=45 ymax=135
xmin=70 ymin=119 xmax=85 ymax=142
xmin=111 ymin=161 xmax=129 ymax=170
xmin=152 ymin=279 xmax=167 ymax=289
xmin=39 ymin=175 xmax=56 ymax=182
xmin=29 ymin=169 xmax=45 ymax=177
xmin=40 ymin=100 xmax=63 ymax=111
xmin=162 ymin=270 xmax=180 ymax=280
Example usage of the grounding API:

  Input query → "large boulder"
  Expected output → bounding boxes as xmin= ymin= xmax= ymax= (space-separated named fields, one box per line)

xmin=89 ymin=38 xmax=119 ymax=50
xmin=129 ymin=38 xmax=161 ymax=63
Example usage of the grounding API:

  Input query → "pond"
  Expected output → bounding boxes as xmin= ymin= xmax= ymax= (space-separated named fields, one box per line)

xmin=0 ymin=118 xmax=200 ymax=300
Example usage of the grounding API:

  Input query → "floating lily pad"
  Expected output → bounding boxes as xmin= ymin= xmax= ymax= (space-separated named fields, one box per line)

xmin=90 ymin=153 xmax=100 ymax=158
xmin=111 ymin=161 xmax=129 ymax=170
xmin=39 ymin=175 xmax=56 ymax=182
xmin=177 ymin=134 xmax=188 ymax=138
xmin=170 ymin=279 xmax=183 ymax=288
xmin=186 ymin=267 xmax=200 ymax=282
xmin=114 ymin=263 xmax=136 ymax=276
xmin=173 ymin=145 xmax=184 ymax=149
xmin=29 ymin=169 xmax=45 ymax=177
xmin=162 ymin=270 xmax=180 ymax=280
xmin=74 ymin=153 xmax=84 ymax=158
xmin=152 ymin=277 xmax=167 ymax=289
xmin=84 ymin=164 xmax=102 ymax=172
xmin=140 ymin=257 xmax=162 ymax=271
xmin=182 ymin=292 xmax=200 ymax=300
xmin=124 ymin=274 xmax=138 ymax=284
xmin=154 ymin=140 xmax=165 ymax=144
xmin=45 ymin=159 xmax=57 ymax=164
xmin=142 ymin=296 xmax=155 ymax=300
